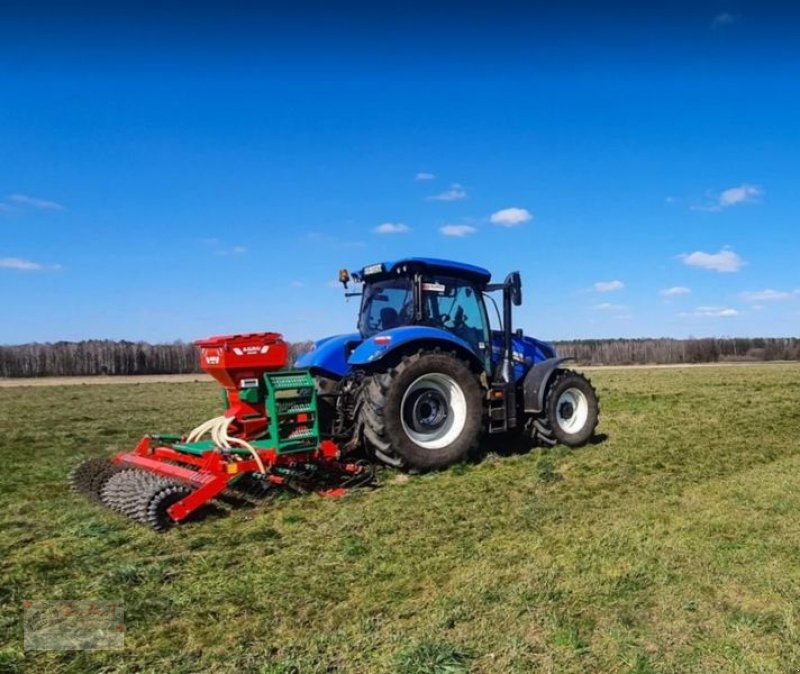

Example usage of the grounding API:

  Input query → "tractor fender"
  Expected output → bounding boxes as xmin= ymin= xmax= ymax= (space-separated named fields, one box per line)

xmin=522 ymin=357 xmax=575 ymax=413
xmin=294 ymin=332 xmax=362 ymax=379
xmin=347 ymin=326 xmax=483 ymax=371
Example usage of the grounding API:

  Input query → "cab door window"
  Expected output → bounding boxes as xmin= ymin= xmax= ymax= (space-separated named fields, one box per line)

xmin=421 ymin=276 xmax=489 ymax=353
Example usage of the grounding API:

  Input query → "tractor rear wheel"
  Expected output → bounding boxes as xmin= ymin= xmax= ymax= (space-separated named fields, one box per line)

xmin=540 ymin=369 xmax=599 ymax=446
xmin=359 ymin=350 xmax=482 ymax=470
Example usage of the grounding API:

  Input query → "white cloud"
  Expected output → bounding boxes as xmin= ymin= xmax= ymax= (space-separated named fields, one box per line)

xmin=0 ymin=256 xmax=61 ymax=271
xmin=740 ymin=289 xmax=800 ymax=302
xmin=593 ymin=302 xmax=626 ymax=311
xmin=719 ymin=184 xmax=761 ymax=207
xmin=680 ymin=248 xmax=744 ymax=273
xmin=489 ymin=207 xmax=533 ymax=227
xmin=427 ymin=183 xmax=467 ymax=202
xmin=712 ymin=12 xmax=736 ymax=28
xmin=440 ymin=224 xmax=477 ymax=237
xmin=6 ymin=193 xmax=65 ymax=210
xmin=692 ymin=183 xmax=762 ymax=212
xmin=660 ymin=286 xmax=691 ymax=297
xmin=373 ymin=222 xmax=410 ymax=234
xmin=415 ymin=172 xmax=435 ymax=181
xmin=680 ymin=306 xmax=739 ymax=318
xmin=593 ymin=280 xmax=625 ymax=293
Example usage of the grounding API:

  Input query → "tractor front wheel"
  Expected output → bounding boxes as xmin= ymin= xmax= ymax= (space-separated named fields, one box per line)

xmin=359 ymin=350 xmax=482 ymax=470
xmin=542 ymin=369 xmax=599 ymax=446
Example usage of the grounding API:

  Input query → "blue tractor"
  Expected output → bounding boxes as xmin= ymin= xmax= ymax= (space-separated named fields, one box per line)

xmin=296 ymin=257 xmax=599 ymax=470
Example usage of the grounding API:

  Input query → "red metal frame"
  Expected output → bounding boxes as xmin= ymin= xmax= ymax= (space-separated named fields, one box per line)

xmin=112 ymin=436 xmax=352 ymax=523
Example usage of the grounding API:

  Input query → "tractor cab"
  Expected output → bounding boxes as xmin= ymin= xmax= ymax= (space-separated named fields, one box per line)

xmin=356 ymin=261 xmax=491 ymax=362
xmin=349 ymin=258 xmax=553 ymax=380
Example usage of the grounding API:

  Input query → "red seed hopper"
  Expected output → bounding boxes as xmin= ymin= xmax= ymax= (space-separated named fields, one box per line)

xmin=194 ymin=332 xmax=289 ymax=439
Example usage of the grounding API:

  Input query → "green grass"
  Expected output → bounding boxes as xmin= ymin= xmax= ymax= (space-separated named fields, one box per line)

xmin=2 ymin=364 xmax=800 ymax=673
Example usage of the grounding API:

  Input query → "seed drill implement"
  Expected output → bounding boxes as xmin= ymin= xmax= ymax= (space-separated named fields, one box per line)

xmin=70 ymin=331 xmax=370 ymax=530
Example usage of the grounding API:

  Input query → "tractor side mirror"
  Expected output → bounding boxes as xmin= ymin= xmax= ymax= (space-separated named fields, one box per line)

xmin=507 ymin=271 xmax=522 ymax=306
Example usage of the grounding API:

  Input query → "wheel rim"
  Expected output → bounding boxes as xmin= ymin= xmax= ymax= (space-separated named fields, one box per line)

xmin=555 ymin=387 xmax=589 ymax=434
xmin=400 ymin=373 xmax=467 ymax=450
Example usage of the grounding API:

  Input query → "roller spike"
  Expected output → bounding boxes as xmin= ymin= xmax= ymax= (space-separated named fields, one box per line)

xmin=135 ymin=481 xmax=193 ymax=531
xmin=69 ymin=457 xmax=120 ymax=502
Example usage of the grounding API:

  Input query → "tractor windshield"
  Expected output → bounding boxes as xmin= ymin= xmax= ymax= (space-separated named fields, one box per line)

xmin=359 ymin=278 xmax=415 ymax=336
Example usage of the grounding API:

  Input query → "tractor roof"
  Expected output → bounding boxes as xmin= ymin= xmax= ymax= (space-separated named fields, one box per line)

xmin=359 ymin=257 xmax=492 ymax=286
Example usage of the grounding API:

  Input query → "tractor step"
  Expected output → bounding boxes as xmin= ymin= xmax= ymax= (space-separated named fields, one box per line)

xmin=487 ymin=389 xmax=509 ymax=433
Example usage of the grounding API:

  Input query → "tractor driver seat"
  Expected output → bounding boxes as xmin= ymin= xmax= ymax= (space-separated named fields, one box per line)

xmin=380 ymin=307 xmax=399 ymax=330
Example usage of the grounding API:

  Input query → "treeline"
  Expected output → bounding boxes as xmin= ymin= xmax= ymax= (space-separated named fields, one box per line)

xmin=0 ymin=340 xmax=317 ymax=378
xmin=0 ymin=337 xmax=798 ymax=378
xmin=0 ymin=341 xmax=200 ymax=378
xmin=554 ymin=337 xmax=800 ymax=366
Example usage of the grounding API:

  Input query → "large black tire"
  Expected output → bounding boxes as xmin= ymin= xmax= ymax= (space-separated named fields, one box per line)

xmin=358 ymin=350 xmax=483 ymax=471
xmin=540 ymin=369 xmax=599 ymax=446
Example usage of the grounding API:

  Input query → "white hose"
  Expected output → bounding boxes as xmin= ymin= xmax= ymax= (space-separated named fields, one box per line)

xmin=210 ymin=416 xmax=229 ymax=449
xmin=223 ymin=435 xmax=266 ymax=474
xmin=185 ymin=414 xmax=266 ymax=474
xmin=186 ymin=416 xmax=226 ymax=443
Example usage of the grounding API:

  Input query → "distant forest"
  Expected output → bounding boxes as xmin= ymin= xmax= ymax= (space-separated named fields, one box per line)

xmin=1 ymin=337 xmax=799 ymax=378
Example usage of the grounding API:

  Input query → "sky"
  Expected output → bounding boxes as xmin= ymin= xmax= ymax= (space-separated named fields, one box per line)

xmin=1 ymin=0 xmax=799 ymax=344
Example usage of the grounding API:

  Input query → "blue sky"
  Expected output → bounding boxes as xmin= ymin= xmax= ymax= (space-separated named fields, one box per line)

xmin=1 ymin=1 xmax=799 ymax=344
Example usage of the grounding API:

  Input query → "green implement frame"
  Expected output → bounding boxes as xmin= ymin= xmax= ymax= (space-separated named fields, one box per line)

xmin=263 ymin=370 xmax=321 ymax=454
xmin=166 ymin=369 xmax=321 ymax=457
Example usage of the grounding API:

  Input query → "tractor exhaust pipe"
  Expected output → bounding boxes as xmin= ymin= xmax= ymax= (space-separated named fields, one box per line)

xmin=500 ymin=281 xmax=514 ymax=384
xmin=498 ymin=271 xmax=522 ymax=384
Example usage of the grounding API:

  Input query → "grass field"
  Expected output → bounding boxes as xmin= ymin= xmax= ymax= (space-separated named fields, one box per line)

xmin=2 ymin=363 xmax=800 ymax=673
